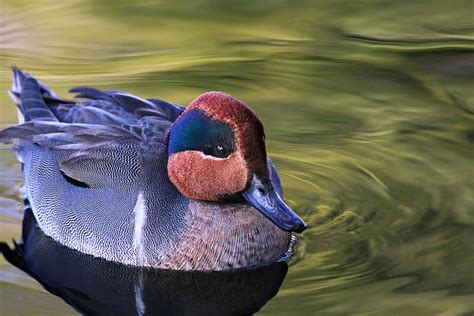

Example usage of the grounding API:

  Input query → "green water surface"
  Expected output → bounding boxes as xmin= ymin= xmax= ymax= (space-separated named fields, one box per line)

xmin=1 ymin=1 xmax=473 ymax=315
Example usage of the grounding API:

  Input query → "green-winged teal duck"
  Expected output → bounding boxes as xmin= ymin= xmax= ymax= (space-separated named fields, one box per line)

xmin=0 ymin=68 xmax=306 ymax=271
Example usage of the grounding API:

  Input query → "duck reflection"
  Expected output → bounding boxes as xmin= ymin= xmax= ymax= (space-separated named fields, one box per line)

xmin=1 ymin=208 xmax=288 ymax=316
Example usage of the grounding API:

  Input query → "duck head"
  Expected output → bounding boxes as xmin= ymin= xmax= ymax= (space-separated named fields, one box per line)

xmin=167 ymin=92 xmax=307 ymax=233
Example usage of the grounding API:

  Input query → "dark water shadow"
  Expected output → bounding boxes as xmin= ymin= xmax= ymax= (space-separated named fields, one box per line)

xmin=0 ymin=208 xmax=288 ymax=316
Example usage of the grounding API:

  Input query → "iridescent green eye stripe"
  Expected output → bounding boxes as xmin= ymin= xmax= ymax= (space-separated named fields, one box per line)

xmin=168 ymin=109 xmax=236 ymax=158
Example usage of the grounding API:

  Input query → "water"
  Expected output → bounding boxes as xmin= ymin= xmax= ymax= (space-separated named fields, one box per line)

xmin=1 ymin=1 xmax=473 ymax=315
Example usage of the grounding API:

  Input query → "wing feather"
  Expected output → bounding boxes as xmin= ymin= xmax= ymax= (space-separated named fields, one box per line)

xmin=2 ymin=68 xmax=186 ymax=192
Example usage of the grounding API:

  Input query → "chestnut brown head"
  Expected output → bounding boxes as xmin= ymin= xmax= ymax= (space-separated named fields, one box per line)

xmin=167 ymin=92 xmax=306 ymax=233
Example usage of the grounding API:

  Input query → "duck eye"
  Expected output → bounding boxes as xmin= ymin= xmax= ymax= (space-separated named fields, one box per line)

xmin=215 ymin=145 xmax=224 ymax=153
xmin=203 ymin=144 xmax=229 ymax=158
xmin=213 ymin=145 xmax=227 ymax=158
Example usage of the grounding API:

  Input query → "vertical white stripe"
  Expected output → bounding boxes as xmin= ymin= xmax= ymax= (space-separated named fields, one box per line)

xmin=134 ymin=271 xmax=146 ymax=316
xmin=133 ymin=192 xmax=147 ymax=263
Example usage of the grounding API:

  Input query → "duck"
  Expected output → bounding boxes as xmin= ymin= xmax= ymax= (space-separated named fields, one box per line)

xmin=0 ymin=67 xmax=307 ymax=271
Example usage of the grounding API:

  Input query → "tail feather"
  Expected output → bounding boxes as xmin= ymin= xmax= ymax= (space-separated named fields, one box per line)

xmin=9 ymin=67 xmax=58 ymax=122
xmin=10 ymin=66 xmax=59 ymax=99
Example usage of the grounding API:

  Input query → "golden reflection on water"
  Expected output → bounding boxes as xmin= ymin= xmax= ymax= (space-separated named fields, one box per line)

xmin=1 ymin=0 xmax=474 ymax=315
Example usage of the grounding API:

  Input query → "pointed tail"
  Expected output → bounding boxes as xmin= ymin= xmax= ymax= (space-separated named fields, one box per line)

xmin=8 ymin=67 xmax=58 ymax=122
